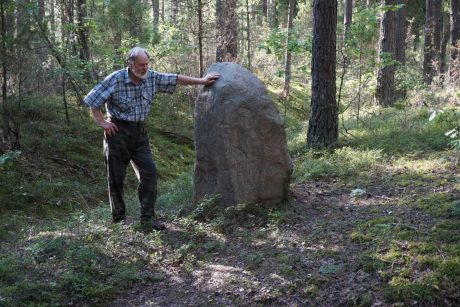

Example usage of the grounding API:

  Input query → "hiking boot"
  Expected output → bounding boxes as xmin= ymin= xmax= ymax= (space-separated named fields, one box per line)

xmin=140 ymin=220 xmax=166 ymax=232
xmin=113 ymin=217 xmax=127 ymax=225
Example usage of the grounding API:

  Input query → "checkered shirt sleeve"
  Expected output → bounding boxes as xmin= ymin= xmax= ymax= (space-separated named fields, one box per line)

xmin=83 ymin=71 xmax=117 ymax=109
xmin=153 ymin=73 xmax=177 ymax=94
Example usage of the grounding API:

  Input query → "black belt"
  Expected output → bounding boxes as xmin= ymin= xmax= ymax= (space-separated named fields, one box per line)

xmin=110 ymin=118 xmax=144 ymax=125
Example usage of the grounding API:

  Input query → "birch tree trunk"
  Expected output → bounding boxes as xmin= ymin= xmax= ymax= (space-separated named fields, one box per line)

xmin=268 ymin=0 xmax=276 ymax=28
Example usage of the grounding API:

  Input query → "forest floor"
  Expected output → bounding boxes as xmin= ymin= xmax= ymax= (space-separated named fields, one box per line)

xmin=1 ymin=104 xmax=460 ymax=305
xmin=107 ymin=156 xmax=459 ymax=306
xmin=1 ymin=152 xmax=459 ymax=306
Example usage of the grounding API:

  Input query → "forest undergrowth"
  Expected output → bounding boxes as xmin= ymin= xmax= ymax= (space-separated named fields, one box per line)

xmin=0 ymin=89 xmax=459 ymax=306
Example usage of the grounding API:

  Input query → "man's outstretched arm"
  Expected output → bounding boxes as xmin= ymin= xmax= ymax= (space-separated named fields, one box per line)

xmin=177 ymin=73 xmax=220 ymax=86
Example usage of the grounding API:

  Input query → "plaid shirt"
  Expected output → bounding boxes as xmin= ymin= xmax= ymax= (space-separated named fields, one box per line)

xmin=83 ymin=68 xmax=177 ymax=122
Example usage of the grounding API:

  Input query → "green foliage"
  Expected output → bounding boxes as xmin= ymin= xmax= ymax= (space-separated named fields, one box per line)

xmin=0 ymin=215 xmax=150 ymax=305
xmin=429 ymin=108 xmax=460 ymax=161
xmin=343 ymin=6 xmax=379 ymax=60
xmin=245 ymin=252 xmax=265 ymax=269
xmin=157 ymin=170 xmax=194 ymax=216
xmin=343 ymin=108 xmax=450 ymax=154
xmin=381 ymin=4 xmax=405 ymax=13
xmin=0 ymin=96 xmax=106 ymax=213
xmin=258 ymin=28 xmax=311 ymax=61
xmin=383 ymin=275 xmax=439 ymax=303
xmin=0 ymin=150 xmax=21 ymax=165
xmin=153 ymin=23 xmax=195 ymax=61
xmin=0 ymin=90 xmax=197 ymax=214
xmin=293 ymin=147 xmax=384 ymax=182
xmin=319 ymin=263 xmax=345 ymax=276
xmin=190 ymin=194 xmax=222 ymax=221
xmin=416 ymin=193 xmax=455 ymax=218
xmin=91 ymin=0 xmax=152 ymax=67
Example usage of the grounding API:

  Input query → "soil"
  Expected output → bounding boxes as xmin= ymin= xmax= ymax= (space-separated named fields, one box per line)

xmin=111 ymin=174 xmax=454 ymax=307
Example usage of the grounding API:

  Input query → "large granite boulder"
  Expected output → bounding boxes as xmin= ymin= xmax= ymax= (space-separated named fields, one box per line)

xmin=193 ymin=62 xmax=293 ymax=206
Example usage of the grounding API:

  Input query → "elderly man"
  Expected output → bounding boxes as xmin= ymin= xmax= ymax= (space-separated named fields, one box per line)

xmin=83 ymin=46 xmax=219 ymax=231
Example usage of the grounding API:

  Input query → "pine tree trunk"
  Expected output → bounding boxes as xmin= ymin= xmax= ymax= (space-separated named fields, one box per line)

xmin=395 ymin=0 xmax=407 ymax=100
xmin=171 ymin=0 xmax=178 ymax=24
xmin=38 ymin=0 xmax=45 ymax=21
xmin=376 ymin=0 xmax=397 ymax=107
xmin=76 ymin=0 xmax=92 ymax=82
xmin=344 ymin=0 xmax=353 ymax=40
xmin=440 ymin=11 xmax=450 ymax=77
xmin=50 ymin=0 xmax=56 ymax=42
xmin=307 ymin=0 xmax=338 ymax=149
xmin=424 ymin=0 xmax=442 ymax=84
xmin=262 ymin=0 xmax=267 ymax=18
xmin=0 ymin=0 xmax=10 ymax=143
xmin=450 ymin=0 xmax=460 ymax=82
xmin=197 ymin=0 xmax=203 ymax=76
xmin=283 ymin=0 xmax=295 ymax=98
xmin=216 ymin=0 xmax=238 ymax=62
xmin=433 ymin=0 xmax=442 ymax=67
xmin=17 ymin=0 xmax=32 ymax=97
xmin=152 ymin=0 xmax=159 ymax=33
xmin=246 ymin=0 xmax=252 ymax=69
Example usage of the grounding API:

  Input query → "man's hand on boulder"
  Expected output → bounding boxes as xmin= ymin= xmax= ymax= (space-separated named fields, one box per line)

xmin=203 ymin=73 xmax=220 ymax=85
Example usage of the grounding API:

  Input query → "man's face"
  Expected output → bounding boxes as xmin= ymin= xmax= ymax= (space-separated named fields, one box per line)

xmin=131 ymin=53 xmax=149 ymax=79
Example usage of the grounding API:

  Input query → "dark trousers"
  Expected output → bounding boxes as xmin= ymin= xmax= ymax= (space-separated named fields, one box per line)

xmin=103 ymin=120 xmax=157 ymax=222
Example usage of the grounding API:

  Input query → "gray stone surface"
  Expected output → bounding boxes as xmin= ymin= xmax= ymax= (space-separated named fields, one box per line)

xmin=193 ymin=62 xmax=293 ymax=206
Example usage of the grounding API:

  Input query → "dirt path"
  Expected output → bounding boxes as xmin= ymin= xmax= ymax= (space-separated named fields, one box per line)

xmin=110 ymin=175 xmax=453 ymax=306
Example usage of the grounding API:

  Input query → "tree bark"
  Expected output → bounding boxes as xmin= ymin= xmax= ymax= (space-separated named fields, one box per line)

xmin=376 ymin=0 xmax=397 ymax=107
xmin=440 ymin=11 xmax=450 ymax=77
xmin=246 ymin=0 xmax=252 ymax=69
xmin=268 ymin=0 xmax=276 ymax=28
xmin=197 ymin=0 xmax=203 ymax=76
xmin=76 ymin=0 xmax=92 ymax=82
xmin=433 ymin=0 xmax=442 ymax=62
xmin=344 ymin=0 xmax=353 ymax=40
xmin=307 ymin=0 xmax=338 ymax=149
xmin=395 ymin=0 xmax=407 ymax=100
xmin=171 ymin=0 xmax=178 ymax=23
xmin=0 ymin=0 xmax=10 ymax=143
xmin=216 ymin=0 xmax=238 ymax=62
xmin=450 ymin=0 xmax=460 ymax=82
xmin=38 ymin=0 xmax=45 ymax=22
xmin=152 ymin=0 xmax=159 ymax=33
xmin=17 ymin=0 xmax=32 ymax=97
xmin=50 ymin=0 xmax=56 ymax=42
xmin=424 ymin=0 xmax=442 ymax=84
xmin=283 ymin=0 xmax=295 ymax=98
xmin=262 ymin=0 xmax=267 ymax=18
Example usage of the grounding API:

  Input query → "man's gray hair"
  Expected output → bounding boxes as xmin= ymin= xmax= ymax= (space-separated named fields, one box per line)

xmin=126 ymin=47 xmax=150 ymax=66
